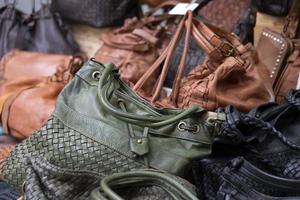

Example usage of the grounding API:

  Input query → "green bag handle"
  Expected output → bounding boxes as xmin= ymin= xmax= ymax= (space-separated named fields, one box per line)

xmin=90 ymin=170 xmax=199 ymax=200
xmin=97 ymin=63 xmax=204 ymax=128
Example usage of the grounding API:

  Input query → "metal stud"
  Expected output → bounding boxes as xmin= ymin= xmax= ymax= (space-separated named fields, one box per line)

xmin=137 ymin=139 xmax=143 ymax=144
xmin=92 ymin=71 xmax=101 ymax=80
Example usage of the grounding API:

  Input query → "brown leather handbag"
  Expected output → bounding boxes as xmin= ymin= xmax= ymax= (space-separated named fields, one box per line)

xmin=94 ymin=1 xmax=178 ymax=96
xmin=256 ymin=0 xmax=300 ymax=103
xmin=0 ymin=50 xmax=84 ymax=140
xmin=134 ymin=11 xmax=274 ymax=112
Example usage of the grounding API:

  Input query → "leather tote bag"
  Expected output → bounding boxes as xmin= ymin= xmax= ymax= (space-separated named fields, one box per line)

xmin=134 ymin=11 xmax=274 ymax=112
xmin=21 ymin=156 xmax=199 ymax=200
xmin=0 ymin=0 xmax=80 ymax=58
xmin=52 ymin=0 xmax=138 ymax=27
xmin=0 ymin=50 xmax=84 ymax=140
xmin=256 ymin=0 xmax=300 ymax=103
xmin=95 ymin=1 xmax=178 ymax=96
xmin=165 ymin=0 xmax=256 ymax=87
xmin=2 ymin=59 xmax=224 ymax=190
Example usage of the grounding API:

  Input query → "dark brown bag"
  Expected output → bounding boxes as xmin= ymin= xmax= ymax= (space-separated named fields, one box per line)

xmin=0 ymin=50 xmax=84 ymax=140
xmin=256 ymin=0 xmax=300 ymax=103
xmin=134 ymin=11 xmax=274 ymax=112
xmin=94 ymin=1 xmax=178 ymax=96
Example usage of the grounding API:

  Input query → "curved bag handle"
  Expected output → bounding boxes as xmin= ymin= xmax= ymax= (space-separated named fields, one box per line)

xmin=133 ymin=11 xmax=245 ymax=106
xmin=220 ymin=105 xmax=300 ymax=150
xmin=97 ymin=63 xmax=203 ymax=128
xmin=90 ymin=170 xmax=199 ymax=200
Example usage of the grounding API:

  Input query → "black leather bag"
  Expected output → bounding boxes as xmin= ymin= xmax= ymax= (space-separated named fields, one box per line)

xmin=218 ymin=157 xmax=300 ymax=199
xmin=52 ymin=0 xmax=138 ymax=27
xmin=255 ymin=0 xmax=293 ymax=16
xmin=0 ymin=0 xmax=79 ymax=58
xmin=192 ymin=89 xmax=300 ymax=199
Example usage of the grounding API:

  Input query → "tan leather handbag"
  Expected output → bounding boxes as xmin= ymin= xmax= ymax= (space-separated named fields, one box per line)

xmin=134 ymin=11 xmax=274 ymax=112
xmin=95 ymin=1 xmax=178 ymax=96
xmin=256 ymin=0 xmax=300 ymax=103
xmin=0 ymin=50 xmax=84 ymax=140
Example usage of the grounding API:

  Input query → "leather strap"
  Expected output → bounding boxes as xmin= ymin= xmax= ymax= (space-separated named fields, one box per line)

xmin=93 ymin=170 xmax=199 ymax=200
xmin=283 ymin=0 xmax=300 ymax=38
xmin=98 ymin=63 xmax=204 ymax=128
xmin=134 ymin=11 xmax=245 ymax=104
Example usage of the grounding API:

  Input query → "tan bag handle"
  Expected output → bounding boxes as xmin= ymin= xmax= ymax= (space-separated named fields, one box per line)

xmin=133 ymin=11 xmax=245 ymax=106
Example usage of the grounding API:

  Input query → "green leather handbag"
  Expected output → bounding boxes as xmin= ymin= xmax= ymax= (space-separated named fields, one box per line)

xmin=2 ymin=59 xmax=224 ymax=190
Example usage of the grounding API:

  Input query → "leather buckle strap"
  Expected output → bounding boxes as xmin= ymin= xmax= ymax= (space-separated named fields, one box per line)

xmin=217 ymin=41 xmax=237 ymax=57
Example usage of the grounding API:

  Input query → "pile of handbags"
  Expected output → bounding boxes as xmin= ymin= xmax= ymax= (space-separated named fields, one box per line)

xmin=0 ymin=0 xmax=300 ymax=199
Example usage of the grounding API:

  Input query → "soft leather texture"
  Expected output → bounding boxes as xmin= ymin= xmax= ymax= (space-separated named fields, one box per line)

xmin=166 ymin=0 xmax=255 ymax=87
xmin=95 ymin=2 xmax=177 ymax=96
xmin=134 ymin=11 xmax=274 ymax=112
xmin=2 ymin=60 xmax=222 ymax=190
xmin=0 ymin=2 xmax=79 ymax=58
xmin=256 ymin=0 xmax=300 ymax=103
xmin=0 ymin=50 xmax=83 ymax=140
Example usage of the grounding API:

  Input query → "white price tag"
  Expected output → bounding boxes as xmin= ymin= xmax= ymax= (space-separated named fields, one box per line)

xmin=168 ymin=3 xmax=199 ymax=15
xmin=297 ymin=72 xmax=300 ymax=89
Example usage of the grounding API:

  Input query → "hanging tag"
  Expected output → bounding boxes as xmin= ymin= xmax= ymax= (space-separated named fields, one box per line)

xmin=297 ymin=72 xmax=300 ymax=89
xmin=168 ymin=3 xmax=199 ymax=15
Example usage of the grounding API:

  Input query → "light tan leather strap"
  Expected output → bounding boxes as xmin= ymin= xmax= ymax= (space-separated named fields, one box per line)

xmin=133 ymin=12 xmax=187 ymax=95
xmin=283 ymin=0 xmax=300 ymax=38
xmin=169 ymin=11 xmax=193 ymax=104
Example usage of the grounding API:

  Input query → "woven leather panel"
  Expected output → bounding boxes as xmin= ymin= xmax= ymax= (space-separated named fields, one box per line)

xmin=284 ymin=159 xmax=300 ymax=179
xmin=200 ymin=161 xmax=226 ymax=200
xmin=2 ymin=116 xmax=144 ymax=191
xmin=199 ymin=0 xmax=250 ymax=32
xmin=22 ymin=157 xmax=197 ymax=200
xmin=52 ymin=0 xmax=138 ymax=27
xmin=24 ymin=157 xmax=100 ymax=200
xmin=0 ymin=181 xmax=20 ymax=200
xmin=263 ymin=150 xmax=300 ymax=173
